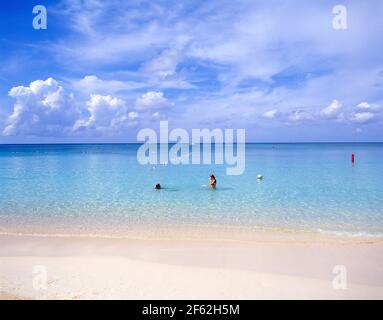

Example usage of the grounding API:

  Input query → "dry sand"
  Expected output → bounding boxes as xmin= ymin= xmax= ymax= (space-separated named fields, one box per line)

xmin=1 ymin=232 xmax=383 ymax=299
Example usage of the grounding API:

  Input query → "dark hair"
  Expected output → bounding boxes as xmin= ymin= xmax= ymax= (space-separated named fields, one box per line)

xmin=155 ymin=183 xmax=161 ymax=189
xmin=210 ymin=175 xmax=216 ymax=179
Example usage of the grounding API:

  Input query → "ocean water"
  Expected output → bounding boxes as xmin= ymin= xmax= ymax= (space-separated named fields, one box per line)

xmin=0 ymin=143 xmax=383 ymax=237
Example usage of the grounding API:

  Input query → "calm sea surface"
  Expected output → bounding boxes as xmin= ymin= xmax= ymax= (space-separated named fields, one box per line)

xmin=1 ymin=143 xmax=382 ymax=237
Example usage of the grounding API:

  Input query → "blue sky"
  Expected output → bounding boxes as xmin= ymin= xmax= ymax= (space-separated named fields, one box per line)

xmin=0 ymin=0 xmax=382 ymax=143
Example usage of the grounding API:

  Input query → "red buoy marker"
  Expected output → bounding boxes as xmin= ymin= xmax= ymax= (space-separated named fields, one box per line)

xmin=351 ymin=153 xmax=355 ymax=164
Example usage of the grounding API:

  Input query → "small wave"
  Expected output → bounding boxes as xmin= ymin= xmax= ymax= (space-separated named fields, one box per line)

xmin=316 ymin=228 xmax=383 ymax=238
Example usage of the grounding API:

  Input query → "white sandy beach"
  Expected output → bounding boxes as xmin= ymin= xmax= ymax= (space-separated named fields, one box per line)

xmin=1 ymin=231 xmax=383 ymax=300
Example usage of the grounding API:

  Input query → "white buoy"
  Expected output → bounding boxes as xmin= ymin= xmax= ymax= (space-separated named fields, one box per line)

xmin=257 ymin=174 xmax=263 ymax=180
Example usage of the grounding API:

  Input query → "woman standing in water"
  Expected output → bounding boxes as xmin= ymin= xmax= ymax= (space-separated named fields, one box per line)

xmin=209 ymin=175 xmax=217 ymax=189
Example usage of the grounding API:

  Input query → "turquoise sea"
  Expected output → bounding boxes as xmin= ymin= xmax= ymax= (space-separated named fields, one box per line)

xmin=0 ymin=143 xmax=383 ymax=237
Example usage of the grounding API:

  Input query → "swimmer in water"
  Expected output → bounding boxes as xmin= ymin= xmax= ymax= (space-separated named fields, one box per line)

xmin=209 ymin=174 xmax=216 ymax=189
xmin=155 ymin=183 xmax=161 ymax=190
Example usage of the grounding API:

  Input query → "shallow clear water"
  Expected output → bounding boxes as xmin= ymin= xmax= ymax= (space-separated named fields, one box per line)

xmin=0 ymin=143 xmax=383 ymax=236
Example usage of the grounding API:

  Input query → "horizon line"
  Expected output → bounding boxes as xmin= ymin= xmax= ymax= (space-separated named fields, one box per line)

xmin=1 ymin=142 xmax=383 ymax=145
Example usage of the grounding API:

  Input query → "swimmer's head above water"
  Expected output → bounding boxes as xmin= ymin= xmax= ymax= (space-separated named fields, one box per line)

xmin=155 ymin=183 xmax=161 ymax=190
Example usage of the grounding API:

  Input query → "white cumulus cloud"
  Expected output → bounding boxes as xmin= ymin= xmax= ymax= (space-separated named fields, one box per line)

xmin=321 ymin=99 xmax=342 ymax=118
xmin=262 ymin=109 xmax=279 ymax=119
xmin=128 ymin=111 xmax=139 ymax=119
xmin=3 ymin=78 xmax=79 ymax=136
xmin=135 ymin=91 xmax=173 ymax=110
xmin=349 ymin=112 xmax=375 ymax=124
xmin=74 ymin=94 xmax=136 ymax=131
xmin=287 ymin=110 xmax=313 ymax=123
xmin=3 ymin=78 xmax=143 ymax=137
xmin=356 ymin=102 xmax=381 ymax=112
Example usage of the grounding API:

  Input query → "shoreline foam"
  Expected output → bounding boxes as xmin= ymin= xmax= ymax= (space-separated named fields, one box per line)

xmin=1 ymin=222 xmax=383 ymax=245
